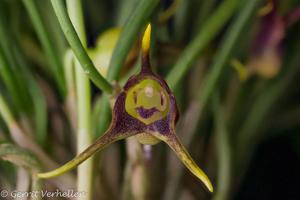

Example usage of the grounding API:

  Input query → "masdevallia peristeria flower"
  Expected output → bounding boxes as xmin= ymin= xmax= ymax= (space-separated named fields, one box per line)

xmin=38 ymin=24 xmax=213 ymax=193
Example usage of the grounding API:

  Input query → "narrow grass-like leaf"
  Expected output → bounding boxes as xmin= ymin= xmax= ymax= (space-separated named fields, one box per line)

xmin=197 ymin=0 xmax=259 ymax=108
xmin=0 ymin=15 xmax=33 ymax=113
xmin=22 ymin=0 xmax=66 ymax=96
xmin=0 ymin=95 xmax=14 ymax=125
xmin=12 ymin=43 xmax=48 ymax=146
xmin=212 ymin=94 xmax=231 ymax=200
xmin=107 ymin=0 xmax=160 ymax=81
xmin=166 ymin=0 xmax=238 ymax=90
xmin=0 ymin=50 xmax=24 ymax=112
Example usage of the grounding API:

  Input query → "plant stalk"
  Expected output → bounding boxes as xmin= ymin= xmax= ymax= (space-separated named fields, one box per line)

xmin=66 ymin=0 xmax=94 ymax=199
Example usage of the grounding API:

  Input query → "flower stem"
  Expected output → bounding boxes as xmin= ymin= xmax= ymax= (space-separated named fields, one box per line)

xmin=50 ymin=0 xmax=113 ymax=94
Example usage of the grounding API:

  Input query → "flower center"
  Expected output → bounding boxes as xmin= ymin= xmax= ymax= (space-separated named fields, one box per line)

xmin=125 ymin=78 xmax=170 ymax=125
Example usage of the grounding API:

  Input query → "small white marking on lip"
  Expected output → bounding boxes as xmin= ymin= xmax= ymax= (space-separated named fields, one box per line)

xmin=144 ymin=86 xmax=154 ymax=97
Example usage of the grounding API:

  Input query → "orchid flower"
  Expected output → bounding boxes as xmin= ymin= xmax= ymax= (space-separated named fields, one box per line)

xmin=37 ymin=24 xmax=213 ymax=192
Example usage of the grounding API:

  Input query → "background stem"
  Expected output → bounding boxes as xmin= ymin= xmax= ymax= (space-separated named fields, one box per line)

xmin=213 ymin=94 xmax=231 ymax=200
xmin=66 ymin=0 xmax=94 ymax=199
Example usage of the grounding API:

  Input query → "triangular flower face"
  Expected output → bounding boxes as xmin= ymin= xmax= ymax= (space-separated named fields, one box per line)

xmin=38 ymin=24 xmax=213 ymax=193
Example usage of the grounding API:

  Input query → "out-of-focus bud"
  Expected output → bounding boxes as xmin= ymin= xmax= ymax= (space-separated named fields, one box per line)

xmin=249 ymin=0 xmax=284 ymax=79
xmin=232 ymin=1 xmax=300 ymax=81
xmin=89 ymin=28 xmax=138 ymax=77
xmin=88 ymin=28 xmax=121 ymax=77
